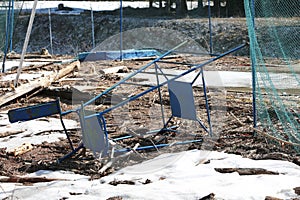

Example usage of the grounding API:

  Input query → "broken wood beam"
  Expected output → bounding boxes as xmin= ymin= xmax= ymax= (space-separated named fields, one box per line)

xmin=6 ymin=53 xmax=52 ymax=60
xmin=0 ymin=176 xmax=66 ymax=183
xmin=0 ymin=130 xmax=24 ymax=138
xmin=7 ymin=143 xmax=33 ymax=156
xmin=0 ymin=60 xmax=80 ymax=108
xmin=214 ymin=168 xmax=279 ymax=175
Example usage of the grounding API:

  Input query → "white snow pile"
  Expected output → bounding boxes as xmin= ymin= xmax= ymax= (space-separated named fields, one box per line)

xmin=0 ymin=112 xmax=78 ymax=151
xmin=1 ymin=150 xmax=299 ymax=200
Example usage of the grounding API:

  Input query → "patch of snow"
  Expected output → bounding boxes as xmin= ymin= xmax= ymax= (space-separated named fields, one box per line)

xmin=128 ymin=69 xmax=299 ymax=89
xmin=26 ymin=170 xmax=89 ymax=180
xmin=2 ymin=60 xmax=51 ymax=72
xmin=1 ymin=150 xmax=299 ymax=200
xmin=0 ymin=113 xmax=78 ymax=151
xmin=0 ymin=72 xmax=53 ymax=81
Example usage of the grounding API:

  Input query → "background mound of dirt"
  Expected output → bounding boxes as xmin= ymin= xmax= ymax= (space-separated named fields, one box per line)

xmin=12 ymin=10 xmax=249 ymax=56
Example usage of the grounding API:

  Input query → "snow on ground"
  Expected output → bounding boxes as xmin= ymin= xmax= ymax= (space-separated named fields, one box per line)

xmin=0 ymin=112 xmax=78 ymax=151
xmin=2 ymin=60 xmax=52 ymax=72
xmin=0 ymin=150 xmax=299 ymax=200
xmin=0 ymin=66 xmax=299 ymax=199
xmin=0 ymin=71 xmax=53 ymax=81
xmin=129 ymin=68 xmax=299 ymax=89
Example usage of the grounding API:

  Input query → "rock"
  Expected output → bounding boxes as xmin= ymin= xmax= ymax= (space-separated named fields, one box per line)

xmin=40 ymin=48 xmax=50 ymax=56
xmin=294 ymin=187 xmax=300 ymax=195
xmin=199 ymin=193 xmax=215 ymax=200
xmin=106 ymin=196 xmax=123 ymax=200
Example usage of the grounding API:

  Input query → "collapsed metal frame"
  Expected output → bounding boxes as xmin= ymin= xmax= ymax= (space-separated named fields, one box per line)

xmin=59 ymin=41 xmax=246 ymax=161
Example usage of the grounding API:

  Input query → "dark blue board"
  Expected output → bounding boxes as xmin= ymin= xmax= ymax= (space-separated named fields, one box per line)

xmin=8 ymin=99 xmax=60 ymax=123
xmin=78 ymin=49 xmax=158 ymax=62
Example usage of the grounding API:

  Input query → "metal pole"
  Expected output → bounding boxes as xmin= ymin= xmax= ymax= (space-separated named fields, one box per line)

xmin=91 ymin=7 xmax=95 ymax=49
xmin=10 ymin=0 xmax=14 ymax=52
xmin=2 ymin=0 xmax=12 ymax=73
xmin=250 ymin=0 xmax=257 ymax=129
xmin=119 ymin=0 xmax=123 ymax=61
xmin=14 ymin=0 xmax=38 ymax=87
xmin=251 ymin=0 xmax=255 ymax=26
xmin=208 ymin=0 xmax=213 ymax=54
xmin=154 ymin=63 xmax=166 ymax=126
xmin=48 ymin=8 xmax=53 ymax=55
xmin=201 ymin=68 xmax=212 ymax=135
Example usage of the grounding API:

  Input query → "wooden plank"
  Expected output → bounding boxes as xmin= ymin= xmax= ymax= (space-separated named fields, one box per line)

xmin=0 ymin=130 xmax=24 ymax=138
xmin=0 ymin=176 xmax=66 ymax=183
xmin=7 ymin=54 xmax=52 ymax=60
xmin=214 ymin=168 xmax=279 ymax=175
xmin=7 ymin=143 xmax=34 ymax=156
xmin=0 ymin=60 xmax=80 ymax=107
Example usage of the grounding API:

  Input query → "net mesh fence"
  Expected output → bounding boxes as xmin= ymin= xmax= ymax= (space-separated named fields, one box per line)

xmin=244 ymin=0 xmax=300 ymax=150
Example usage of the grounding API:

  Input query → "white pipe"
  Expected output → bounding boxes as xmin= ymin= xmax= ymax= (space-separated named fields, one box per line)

xmin=14 ymin=0 xmax=38 ymax=87
xmin=48 ymin=8 xmax=53 ymax=55
xmin=91 ymin=7 xmax=95 ymax=49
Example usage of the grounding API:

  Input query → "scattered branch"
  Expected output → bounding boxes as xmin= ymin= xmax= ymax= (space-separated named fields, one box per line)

xmin=99 ymin=143 xmax=140 ymax=174
xmin=0 ymin=176 xmax=66 ymax=183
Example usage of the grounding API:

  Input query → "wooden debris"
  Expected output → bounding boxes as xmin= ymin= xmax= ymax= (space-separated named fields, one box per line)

xmin=294 ymin=187 xmax=300 ymax=195
xmin=69 ymin=192 xmax=83 ymax=196
xmin=0 ymin=176 xmax=65 ymax=183
xmin=229 ymin=110 xmax=300 ymax=147
xmin=261 ymin=152 xmax=291 ymax=161
xmin=99 ymin=143 xmax=140 ymax=174
xmin=214 ymin=168 xmax=279 ymax=175
xmin=0 ymin=129 xmax=24 ymax=138
xmin=42 ymin=86 xmax=93 ymax=101
xmin=7 ymin=53 xmax=52 ymax=59
xmin=108 ymin=180 xmax=135 ymax=186
xmin=106 ymin=196 xmax=123 ymax=200
xmin=199 ymin=193 xmax=215 ymax=200
xmin=229 ymin=111 xmax=244 ymax=126
xmin=265 ymin=196 xmax=283 ymax=200
xmin=0 ymin=60 xmax=80 ymax=107
xmin=142 ymin=179 xmax=152 ymax=185
xmin=7 ymin=143 xmax=33 ymax=156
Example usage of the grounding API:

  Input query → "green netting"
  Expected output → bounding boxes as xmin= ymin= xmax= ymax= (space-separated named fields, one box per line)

xmin=244 ymin=0 xmax=300 ymax=150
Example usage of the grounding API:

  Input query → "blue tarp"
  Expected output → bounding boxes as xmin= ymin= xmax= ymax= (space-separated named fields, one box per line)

xmin=78 ymin=49 xmax=159 ymax=62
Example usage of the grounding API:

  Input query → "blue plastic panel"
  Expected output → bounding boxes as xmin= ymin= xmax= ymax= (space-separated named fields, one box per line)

xmin=168 ymin=80 xmax=197 ymax=121
xmin=81 ymin=115 xmax=106 ymax=154
xmin=8 ymin=100 xmax=60 ymax=123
